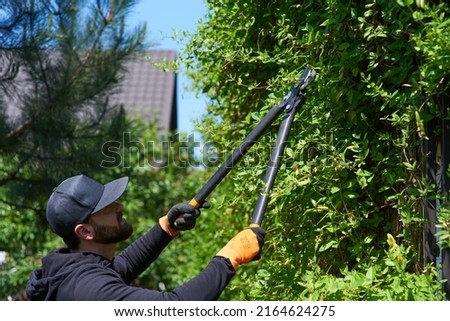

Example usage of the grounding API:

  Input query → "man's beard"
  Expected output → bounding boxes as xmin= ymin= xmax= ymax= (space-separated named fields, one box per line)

xmin=90 ymin=218 xmax=133 ymax=244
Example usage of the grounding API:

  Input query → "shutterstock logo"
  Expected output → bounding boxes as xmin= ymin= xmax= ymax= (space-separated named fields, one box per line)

xmin=100 ymin=131 xmax=343 ymax=169
xmin=100 ymin=132 xmax=233 ymax=169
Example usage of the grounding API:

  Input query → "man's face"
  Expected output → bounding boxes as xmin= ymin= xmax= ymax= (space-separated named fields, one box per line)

xmin=88 ymin=202 xmax=133 ymax=244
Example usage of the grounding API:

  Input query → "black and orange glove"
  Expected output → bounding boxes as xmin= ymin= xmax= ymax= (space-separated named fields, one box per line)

xmin=159 ymin=201 xmax=210 ymax=237
xmin=216 ymin=227 xmax=265 ymax=270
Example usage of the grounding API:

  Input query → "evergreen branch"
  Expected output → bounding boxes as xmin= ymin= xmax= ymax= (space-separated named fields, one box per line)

xmin=0 ymin=156 xmax=29 ymax=186
xmin=67 ymin=3 xmax=112 ymax=88
xmin=5 ymin=119 xmax=32 ymax=141
xmin=0 ymin=197 xmax=42 ymax=212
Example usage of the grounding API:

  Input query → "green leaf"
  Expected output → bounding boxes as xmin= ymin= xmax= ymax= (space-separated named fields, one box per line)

xmin=318 ymin=240 xmax=339 ymax=252
xmin=330 ymin=186 xmax=340 ymax=194
xmin=396 ymin=0 xmax=414 ymax=7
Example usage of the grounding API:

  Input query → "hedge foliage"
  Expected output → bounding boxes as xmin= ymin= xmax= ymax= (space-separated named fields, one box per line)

xmin=176 ymin=0 xmax=450 ymax=300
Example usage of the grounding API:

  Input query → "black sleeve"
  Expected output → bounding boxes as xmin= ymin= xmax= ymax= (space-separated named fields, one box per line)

xmin=73 ymin=256 xmax=235 ymax=301
xmin=113 ymin=223 xmax=174 ymax=282
xmin=163 ymin=256 xmax=235 ymax=301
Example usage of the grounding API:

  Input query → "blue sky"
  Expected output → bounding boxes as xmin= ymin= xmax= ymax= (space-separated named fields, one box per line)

xmin=129 ymin=0 xmax=208 ymax=134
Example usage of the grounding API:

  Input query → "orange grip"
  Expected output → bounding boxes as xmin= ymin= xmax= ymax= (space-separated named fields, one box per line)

xmin=189 ymin=198 xmax=200 ymax=208
xmin=249 ymin=223 xmax=261 ymax=228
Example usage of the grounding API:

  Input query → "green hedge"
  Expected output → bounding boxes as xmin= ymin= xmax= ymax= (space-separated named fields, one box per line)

xmin=178 ymin=0 xmax=450 ymax=300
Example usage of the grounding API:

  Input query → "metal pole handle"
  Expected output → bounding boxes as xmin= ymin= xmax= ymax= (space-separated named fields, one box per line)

xmin=189 ymin=68 xmax=316 ymax=208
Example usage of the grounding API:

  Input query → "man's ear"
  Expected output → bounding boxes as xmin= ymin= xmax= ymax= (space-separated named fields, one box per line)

xmin=74 ymin=223 xmax=95 ymax=240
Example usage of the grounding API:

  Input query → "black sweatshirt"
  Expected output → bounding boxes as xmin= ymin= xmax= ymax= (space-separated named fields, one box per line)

xmin=25 ymin=223 xmax=235 ymax=300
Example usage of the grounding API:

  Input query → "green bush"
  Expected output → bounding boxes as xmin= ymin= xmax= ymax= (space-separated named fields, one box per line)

xmin=178 ymin=0 xmax=450 ymax=300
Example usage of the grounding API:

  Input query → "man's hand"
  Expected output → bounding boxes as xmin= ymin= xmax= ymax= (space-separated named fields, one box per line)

xmin=216 ymin=227 xmax=265 ymax=270
xmin=159 ymin=201 xmax=210 ymax=237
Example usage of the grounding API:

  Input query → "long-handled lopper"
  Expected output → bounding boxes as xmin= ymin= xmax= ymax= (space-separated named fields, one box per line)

xmin=188 ymin=67 xmax=316 ymax=227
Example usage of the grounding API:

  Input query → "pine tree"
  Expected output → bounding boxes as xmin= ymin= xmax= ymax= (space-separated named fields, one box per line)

xmin=0 ymin=0 xmax=146 ymax=207
xmin=0 ymin=0 xmax=151 ymax=299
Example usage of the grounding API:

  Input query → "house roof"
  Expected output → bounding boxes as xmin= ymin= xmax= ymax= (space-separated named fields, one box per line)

xmin=2 ymin=49 xmax=177 ymax=132
xmin=110 ymin=50 xmax=177 ymax=132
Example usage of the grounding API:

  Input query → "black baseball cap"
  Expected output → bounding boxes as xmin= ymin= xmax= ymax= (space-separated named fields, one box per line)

xmin=46 ymin=175 xmax=129 ymax=237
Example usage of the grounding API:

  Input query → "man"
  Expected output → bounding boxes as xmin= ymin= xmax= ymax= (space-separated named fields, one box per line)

xmin=25 ymin=174 xmax=265 ymax=300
